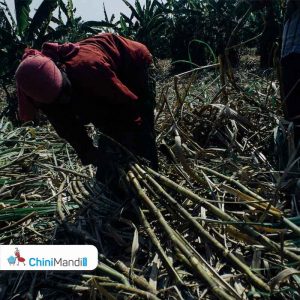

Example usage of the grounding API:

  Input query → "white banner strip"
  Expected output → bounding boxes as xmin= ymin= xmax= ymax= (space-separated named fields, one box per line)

xmin=0 ymin=245 xmax=98 ymax=270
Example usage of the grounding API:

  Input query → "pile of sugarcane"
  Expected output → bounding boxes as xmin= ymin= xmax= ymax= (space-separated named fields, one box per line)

xmin=1 ymin=61 xmax=300 ymax=299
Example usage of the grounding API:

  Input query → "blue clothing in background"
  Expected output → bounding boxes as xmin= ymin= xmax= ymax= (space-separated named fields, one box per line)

xmin=282 ymin=8 xmax=300 ymax=58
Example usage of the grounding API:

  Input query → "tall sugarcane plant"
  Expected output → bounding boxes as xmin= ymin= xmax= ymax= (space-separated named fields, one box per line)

xmin=115 ymin=0 xmax=169 ymax=57
xmin=49 ymin=0 xmax=115 ymax=43
xmin=0 ymin=0 xmax=113 ymax=80
xmin=0 ymin=0 xmax=115 ymax=122
xmin=0 ymin=0 xmax=59 ymax=81
xmin=0 ymin=0 xmax=61 ymax=124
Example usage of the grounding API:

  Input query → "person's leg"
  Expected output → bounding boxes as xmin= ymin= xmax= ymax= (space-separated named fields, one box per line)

xmin=99 ymin=125 xmax=158 ymax=171
xmin=134 ymin=62 xmax=159 ymax=170
xmin=281 ymin=53 xmax=300 ymax=142
xmin=95 ymin=132 xmax=121 ymax=186
xmin=275 ymin=54 xmax=300 ymax=172
xmin=96 ymin=61 xmax=158 ymax=179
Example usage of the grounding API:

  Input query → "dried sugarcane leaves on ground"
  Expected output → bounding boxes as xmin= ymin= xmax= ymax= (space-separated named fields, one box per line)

xmin=1 ymin=57 xmax=300 ymax=300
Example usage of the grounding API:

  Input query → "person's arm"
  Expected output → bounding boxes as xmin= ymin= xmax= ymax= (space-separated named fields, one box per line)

xmin=79 ymin=60 xmax=143 ymax=125
xmin=40 ymin=103 xmax=98 ymax=165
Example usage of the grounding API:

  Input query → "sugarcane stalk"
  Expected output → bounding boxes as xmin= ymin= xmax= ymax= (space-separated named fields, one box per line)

xmin=37 ymin=163 xmax=90 ymax=178
xmin=76 ymin=179 xmax=90 ymax=198
xmin=282 ymin=218 xmax=300 ymax=236
xmin=174 ymin=75 xmax=182 ymax=107
xmin=0 ymin=211 xmax=36 ymax=233
xmin=127 ymin=170 xmax=236 ymax=300
xmin=171 ymin=229 xmax=242 ymax=300
xmin=174 ymin=246 xmax=193 ymax=269
xmin=173 ymin=129 xmax=206 ymax=184
xmin=175 ymin=72 xmax=197 ymax=116
xmin=175 ymin=63 xmax=220 ymax=79
xmin=226 ymin=31 xmax=263 ymax=52
xmin=225 ymin=225 xmax=258 ymax=244
xmin=0 ymin=175 xmax=47 ymax=190
xmin=134 ymin=203 xmax=183 ymax=285
xmin=0 ymin=153 xmax=36 ymax=170
xmin=226 ymin=7 xmax=251 ymax=49
xmin=145 ymin=167 xmax=300 ymax=263
xmin=220 ymin=184 xmax=281 ymax=218
xmin=42 ymin=281 xmax=89 ymax=292
xmin=71 ymin=180 xmax=85 ymax=200
xmin=97 ymin=263 xmax=130 ymax=286
xmin=219 ymin=55 xmax=227 ymax=99
xmin=134 ymin=164 xmax=270 ymax=292
xmin=66 ymin=187 xmax=83 ymax=206
xmin=92 ymin=281 xmax=161 ymax=300
xmin=198 ymin=166 xmax=300 ymax=236
xmin=198 ymin=165 xmax=267 ymax=203
xmin=57 ymin=180 xmax=66 ymax=221
xmin=90 ymin=278 xmax=116 ymax=300
xmin=115 ymin=260 xmax=159 ymax=294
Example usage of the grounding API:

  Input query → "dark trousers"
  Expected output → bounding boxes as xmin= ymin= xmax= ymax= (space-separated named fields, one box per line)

xmin=281 ymin=53 xmax=300 ymax=141
xmin=96 ymin=63 xmax=158 ymax=185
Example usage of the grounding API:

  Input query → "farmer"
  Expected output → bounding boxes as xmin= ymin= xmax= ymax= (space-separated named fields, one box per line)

xmin=250 ymin=0 xmax=300 ymax=141
xmin=15 ymin=33 xmax=158 ymax=184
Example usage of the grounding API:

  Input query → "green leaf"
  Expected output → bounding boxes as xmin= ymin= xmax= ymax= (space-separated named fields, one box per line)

xmin=119 ymin=13 xmax=132 ymax=24
xmin=58 ymin=0 xmax=68 ymax=19
xmin=135 ymin=0 xmax=144 ymax=19
xmin=122 ymin=0 xmax=140 ymax=21
xmin=103 ymin=3 xmax=109 ymax=22
xmin=42 ymin=25 xmax=69 ymax=41
xmin=66 ymin=0 xmax=73 ymax=20
xmin=0 ymin=2 xmax=17 ymax=29
xmin=51 ymin=16 xmax=64 ymax=26
xmin=0 ymin=6 xmax=14 ymax=33
xmin=59 ymin=0 xmax=74 ymax=25
xmin=26 ymin=0 xmax=58 ymax=43
xmin=14 ymin=0 xmax=32 ymax=36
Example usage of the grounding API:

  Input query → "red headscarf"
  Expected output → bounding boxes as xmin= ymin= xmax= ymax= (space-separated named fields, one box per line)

xmin=15 ymin=43 xmax=79 ymax=122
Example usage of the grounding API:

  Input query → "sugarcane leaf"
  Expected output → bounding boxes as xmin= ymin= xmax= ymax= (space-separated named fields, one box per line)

xmin=134 ymin=0 xmax=143 ymax=19
xmin=130 ymin=223 xmax=139 ymax=279
xmin=120 ymin=13 xmax=132 ymax=24
xmin=14 ymin=0 xmax=32 ymax=36
xmin=58 ymin=0 xmax=68 ymax=19
xmin=0 ymin=6 xmax=14 ymax=34
xmin=269 ymin=268 xmax=300 ymax=290
xmin=66 ymin=0 xmax=74 ymax=21
xmin=42 ymin=25 xmax=69 ymax=42
xmin=149 ymin=253 xmax=161 ymax=290
xmin=51 ymin=15 xmax=63 ymax=26
xmin=26 ymin=0 xmax=58 ymax=42
xmin=122 ymin=0 xmax=140 ymax=21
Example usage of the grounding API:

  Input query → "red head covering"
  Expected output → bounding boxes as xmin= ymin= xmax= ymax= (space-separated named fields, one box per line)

xmin=15 ymin=51 xmax=63 ymax=122
xmin=16 ymin=42 xmax=79 ymax=122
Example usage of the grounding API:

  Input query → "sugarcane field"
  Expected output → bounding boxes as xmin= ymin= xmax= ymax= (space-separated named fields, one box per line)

xmin=1 ymin=0 xmax=300 ymax=299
